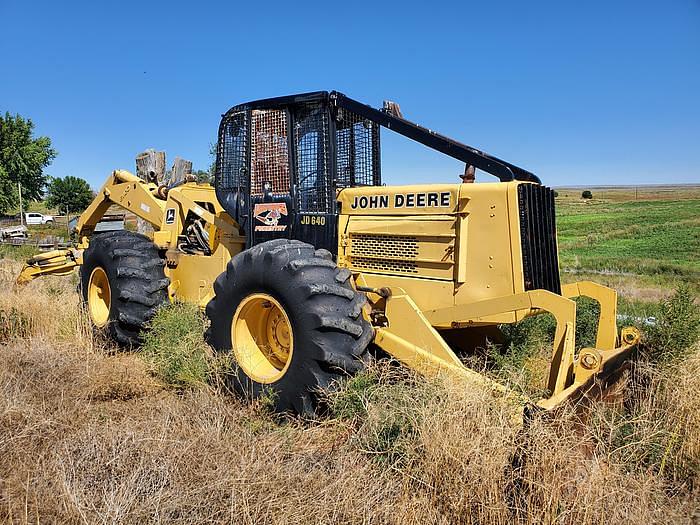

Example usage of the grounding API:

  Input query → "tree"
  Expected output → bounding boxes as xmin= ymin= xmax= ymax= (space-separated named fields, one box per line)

xmin=46 ymin=176 xmax=93 ymax=213
xmin=192 ymin=169 xmax=211 ymax=183
xmin=189 ymin=142 xmax=217 ymax=184
xmin=582 ymin=190 xmax=593 ymax=199
xmin=0 ymin=113 xmax=57 ymax=213
xmin=208 ymin=141 xmax=217 ymax=177
xmin=0 ymin=168 xmax=16 ymax=213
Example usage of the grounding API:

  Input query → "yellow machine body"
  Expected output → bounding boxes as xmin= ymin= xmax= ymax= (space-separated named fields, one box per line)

xmin=18 ymin=170 xmax=640 ymax=412
xmin=336 ymin=181 xmax=639 ymax=409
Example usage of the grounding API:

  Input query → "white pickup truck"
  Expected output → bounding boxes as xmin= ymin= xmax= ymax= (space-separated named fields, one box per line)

xmin=24 ymin=212 xmax=54 ymax=225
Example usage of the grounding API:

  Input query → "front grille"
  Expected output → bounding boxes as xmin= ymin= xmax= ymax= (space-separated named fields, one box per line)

xmin=517 ymin=184 xmax=561 ymax=295
xmin=349 ymin=234 xmax=419 ymax=274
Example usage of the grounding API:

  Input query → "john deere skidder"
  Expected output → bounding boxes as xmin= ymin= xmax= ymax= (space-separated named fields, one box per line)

xmin=19 ymin=91 xmax=640 ymax=415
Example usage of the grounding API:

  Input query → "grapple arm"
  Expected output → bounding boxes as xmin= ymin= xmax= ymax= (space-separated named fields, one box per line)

xmin=16 ymin=249 xmax=81 ymax=285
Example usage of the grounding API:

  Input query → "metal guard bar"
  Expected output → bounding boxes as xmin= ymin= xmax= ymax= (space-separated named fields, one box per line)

xmin=331 ymin=92 xmax=540 ymax=184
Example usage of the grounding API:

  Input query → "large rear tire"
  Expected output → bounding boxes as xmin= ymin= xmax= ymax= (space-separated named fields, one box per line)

xmin=205 ymin=239 xmax=373 ymax=416
xmin=80 ymin=230 xmax=170 ymax=347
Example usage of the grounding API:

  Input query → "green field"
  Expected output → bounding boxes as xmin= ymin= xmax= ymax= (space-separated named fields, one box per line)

xmin=555 ymin=186 xmax=699 ymax=297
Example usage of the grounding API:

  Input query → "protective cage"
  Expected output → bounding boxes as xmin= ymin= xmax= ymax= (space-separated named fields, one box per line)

xmin=215 ymin=91 xmax=381 ymax=228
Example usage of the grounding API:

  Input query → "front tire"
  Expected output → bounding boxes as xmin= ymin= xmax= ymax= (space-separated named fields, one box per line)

xmin=80 ymin=230 xmax=169 ymax=347
xmin=205 ymin=239 xmax=373 ymax=415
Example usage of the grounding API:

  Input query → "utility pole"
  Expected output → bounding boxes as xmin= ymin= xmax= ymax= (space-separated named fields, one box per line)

xmin=18 ymin=182 xmax=23 ymax=226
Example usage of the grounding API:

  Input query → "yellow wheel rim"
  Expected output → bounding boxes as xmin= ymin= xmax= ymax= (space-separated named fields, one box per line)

xmin=232 ymin=293 xmax=294 ymax=384
xmin=88 ymin=266 xmax=111 ymax=327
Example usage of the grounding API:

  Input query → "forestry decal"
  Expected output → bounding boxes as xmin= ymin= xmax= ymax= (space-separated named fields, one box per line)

xmin=254 ymin=202 xmax=288 ymax=232
xmin=350 ymin=191 xmax=451 ymax=210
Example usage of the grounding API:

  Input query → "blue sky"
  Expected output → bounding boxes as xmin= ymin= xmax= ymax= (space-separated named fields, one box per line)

xmin=1 ymin=0 xmax=698 ymax=189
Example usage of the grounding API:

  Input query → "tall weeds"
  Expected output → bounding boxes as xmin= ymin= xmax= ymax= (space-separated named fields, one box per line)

xmin=0 ymin=258 xmax=698 ymax=523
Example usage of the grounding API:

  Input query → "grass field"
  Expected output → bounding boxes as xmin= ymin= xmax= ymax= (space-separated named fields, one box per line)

xmin=554 ymin=186 xmax=700 ymax=300
xmin=0 ymin=185 xmax=698 ymax=523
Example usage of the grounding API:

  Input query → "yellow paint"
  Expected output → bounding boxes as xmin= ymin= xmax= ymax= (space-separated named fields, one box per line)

xmin=372 ymin=283 xmax=639 ymax=411
xmin=339 ymin=181 xmax=640 ymax=411
xmin=562 ymin=280 xmax=618 ymax=349
xmin=167 ymin=250 xmax=229 ymax=306
xmin=16 ymin=249 xmax=79 ymax=284
xmin=231 ymin=293 xmax=294 ymax=384
xmin=77 ymin=170 xmax=165 ymax=236
xmin=339 ymin=182 xmax=527 ymax=309
xmin=88 ymin=266 xmax=111 ymax=327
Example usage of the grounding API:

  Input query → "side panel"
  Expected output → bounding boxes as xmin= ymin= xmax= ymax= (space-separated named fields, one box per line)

xmin=161 ymin=183 xmax=245 ymax=306
xmin=338 ymin=182 xmax=528 ymax=316
xmin=294 ymin=213 xmax=338 ymax=254
xmin=166 ymin=247 xmax=230 ymax=306
xmin=453 ymin=182 xmax=522 ymax=304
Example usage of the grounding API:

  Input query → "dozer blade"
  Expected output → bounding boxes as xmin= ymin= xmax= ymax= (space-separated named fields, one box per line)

xmin=16 ymin=249 xmax=80 ymax=285
xmin=369 ymin=281 xmax=641 ymax=418
xmin=536 ymin=326 xmax=640 ymax=410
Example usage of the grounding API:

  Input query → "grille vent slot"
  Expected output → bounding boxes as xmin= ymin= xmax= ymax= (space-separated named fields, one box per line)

xmin=351 ymin=256 xmax=418 ymax=274
xmin=349 ymin=234 xmax=419 ymax=274
xmin=350 ymin=234 xmax=418 ymax=259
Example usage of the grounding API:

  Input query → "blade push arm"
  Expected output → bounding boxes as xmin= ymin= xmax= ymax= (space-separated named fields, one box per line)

xmin=364 ymin=281 xmax=640 ymax=415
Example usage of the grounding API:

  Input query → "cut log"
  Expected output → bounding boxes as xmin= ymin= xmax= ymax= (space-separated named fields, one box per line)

xmin=167 ymin=157 xmax=193 ymax=186
xmin=135 ymin=149 xmax=166 ymax=183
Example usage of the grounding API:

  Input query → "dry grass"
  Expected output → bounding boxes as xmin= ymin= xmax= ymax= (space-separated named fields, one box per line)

xmin=0 ymin=258 xmax=699 ymax=524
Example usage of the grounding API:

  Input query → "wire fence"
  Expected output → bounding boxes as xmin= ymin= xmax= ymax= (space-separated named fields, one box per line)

xmin=0 ymin=215 xmax=72 ymax=228
xmin=0 ymin=235 xmax=70 ymax=250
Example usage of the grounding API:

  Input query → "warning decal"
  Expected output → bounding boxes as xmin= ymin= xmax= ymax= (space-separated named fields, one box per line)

xmin=253 ymin=202 xmax=288 ymax=232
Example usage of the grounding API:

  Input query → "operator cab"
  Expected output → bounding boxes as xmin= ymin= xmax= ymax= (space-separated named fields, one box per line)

xmin=215 ymin=92 xmax=380 ymax=253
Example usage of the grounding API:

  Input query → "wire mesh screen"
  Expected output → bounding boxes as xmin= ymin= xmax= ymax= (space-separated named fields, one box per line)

xmin=216 ymin=110 xmax=249 ymax=192
xmin=294 ymin=103 xmax=332 ymax=213
xmin=250 ymin=109 xmax=290 ymax=196
xmin=335 ymin=108 xmax=380 ymax=188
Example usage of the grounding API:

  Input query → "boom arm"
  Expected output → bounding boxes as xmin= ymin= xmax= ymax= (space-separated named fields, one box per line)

xmin=17 ymin=169 xmax=168 ymax=285
xmin=76 ymin=169 xmax=166 ymax=238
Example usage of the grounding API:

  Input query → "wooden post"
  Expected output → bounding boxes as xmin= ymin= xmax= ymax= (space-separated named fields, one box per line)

xmin=135 ymin=149 xmax=164 ymax=235
xmin=18 ymin=182 xmax=23 ymax=225
xmin=167 ymin=157 xmax=193 ymax=186
xmin=135 ymin=149 xmax=166 ymax=184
